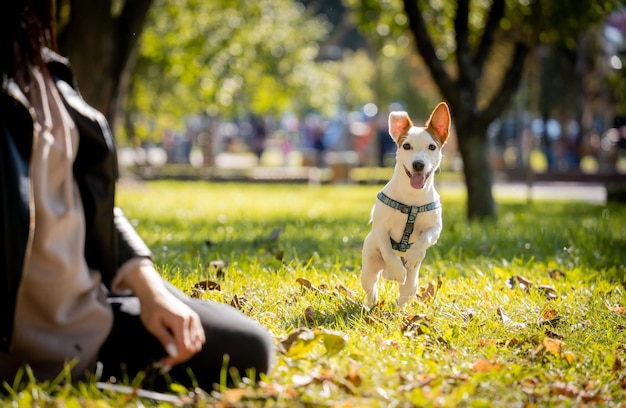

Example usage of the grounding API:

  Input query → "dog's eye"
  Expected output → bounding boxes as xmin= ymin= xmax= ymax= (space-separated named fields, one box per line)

xmin=402 ymin=143 xmax=411 ymax=150
xmin=428 ymin=144 xmax=437 ymax=151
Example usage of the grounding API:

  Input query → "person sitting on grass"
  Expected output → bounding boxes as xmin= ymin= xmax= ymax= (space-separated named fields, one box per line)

xmin=0 ymin=0 xmax=274 ymax=392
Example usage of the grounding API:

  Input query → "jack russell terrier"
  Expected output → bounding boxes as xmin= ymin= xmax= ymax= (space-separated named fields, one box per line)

xmin=361 ymin=102 xmax=450 ymax=307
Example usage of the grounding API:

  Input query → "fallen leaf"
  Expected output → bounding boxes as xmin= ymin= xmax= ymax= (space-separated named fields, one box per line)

xmin=401 ymin=314 xmax=429 ymax=334
xmin=321 ymin=330 xmax=348 ymax=355
xmin=478 ymin=339 xmax=498 ymax=347
xmin=552 ymin=381 xmax=579 ymax=398
xmin=506 ymin=275 xmax=533 ymax=291
xmin=279 ymin=327 xmax=318 ymax=358
xmin=543 ymin=337 xmax=564 ymax=354
xmin=497 ymin=307 xmax=526 ymax=329
xmin=346 ymin=365 xmax=362 ymax=387
xmin=613 ymin=354 xmax=624 ymax=374
xmin=194 ymin=279 xmax=221 ymax=291
xmin=296 ymin=277 xmax=314 ymax=290
xmin=544 ymin=329 xmax=564 ymax=340
xmin=537 ymin=285 xmax=558 ymax=300
xmin=472 ymin=358 xmax=503 ymax=372
xmin=541 ymin=308 xmax=558 ymax=321
xmin=606 ymin=301 xmax=626 ymax=314
xmin=376 ymin=335 xmax=399 ymax=349
xmin=304 ymin=306 xmax=316 ymax=325
xmin=417 ymin=282 xmax=436 ymax=302
xmin=223 ymin=388 xmax=252 ymax=403
xmin=563 ymin=351 xmax=577 ymax=363
xmin=548 ymin=268 xmax=566 ymax=280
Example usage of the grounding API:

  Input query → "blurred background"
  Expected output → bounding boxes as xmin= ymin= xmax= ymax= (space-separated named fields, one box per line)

xmin=55 ymin=0 xmax=625 ymax=218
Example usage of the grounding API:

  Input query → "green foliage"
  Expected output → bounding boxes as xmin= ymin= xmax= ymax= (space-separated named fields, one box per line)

xmin=126 ymin=0 xmax=379 ymax=142
xmin=3 ymin=182 xmax=625 ymax=406
xmin=509 ymin=0 xmax=618 ymax=49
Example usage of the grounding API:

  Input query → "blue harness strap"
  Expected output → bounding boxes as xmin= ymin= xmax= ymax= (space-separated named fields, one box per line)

xmin=377 ymin=191 xmax=440 ymax=252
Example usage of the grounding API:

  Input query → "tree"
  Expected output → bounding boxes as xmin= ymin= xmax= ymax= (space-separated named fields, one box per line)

xmin=348 ymin=0 xmax=616 ymax=220
xmin=56 ymin=0 xmax=154 ymax=131
xmin=125 ymin=0 xmax=380 ymax=143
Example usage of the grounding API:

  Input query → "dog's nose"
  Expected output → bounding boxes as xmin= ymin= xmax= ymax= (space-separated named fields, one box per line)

xmin=412 ymin=160 xmax=425 ymax=172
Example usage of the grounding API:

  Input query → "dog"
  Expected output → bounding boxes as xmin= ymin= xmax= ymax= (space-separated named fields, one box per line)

xmin=361 ymin=102 xmax=450 ymax=307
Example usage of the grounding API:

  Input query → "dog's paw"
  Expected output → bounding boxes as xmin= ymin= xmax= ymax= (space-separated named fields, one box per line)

xmin=365 ymin=291 xmax=379 ymax=308
xmin=384 ymin=264 xmax=407 ymax=285
xmin=396 ymin=295 xmax=413 ymax=308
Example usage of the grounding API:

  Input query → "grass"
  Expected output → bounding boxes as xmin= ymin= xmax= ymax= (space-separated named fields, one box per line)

xmin=3 ymin=180 xmax=626 ymax=407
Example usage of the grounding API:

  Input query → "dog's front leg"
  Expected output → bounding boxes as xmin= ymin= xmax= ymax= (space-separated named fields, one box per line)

xmin=396 ymin=249 xmax=426 ymax=307
xmin=396 ymin=225 xmax=441 ymax=307
xmin=373 ymin=228 xmax=407 ymax=284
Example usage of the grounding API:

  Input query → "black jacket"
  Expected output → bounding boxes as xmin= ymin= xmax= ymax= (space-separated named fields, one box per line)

xmin=0 ymin=49 xmax=152 ymax=352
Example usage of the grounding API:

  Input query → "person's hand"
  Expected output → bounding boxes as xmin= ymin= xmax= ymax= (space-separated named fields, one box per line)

xmin=115 ymin=259 xmax=206 ymax=371
xmin=138 ymin=287 xmax=206 ymax=371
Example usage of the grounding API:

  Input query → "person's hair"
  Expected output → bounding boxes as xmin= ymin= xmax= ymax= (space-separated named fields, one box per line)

xmin=0 ymin=0 xmax=56 ymax=80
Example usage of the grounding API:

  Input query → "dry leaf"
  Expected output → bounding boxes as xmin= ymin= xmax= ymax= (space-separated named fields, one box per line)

xmin=279 ymin=327 xmax=318 ymax=357
xmin=194 ymin=279 xmax=221 ymax=291
xmin=401 ymin=314 xmax=428 ymax=334
xmin=346 ymin=365 xmax=362 ymax=387
xmin=552 ymin=381 xmax=579 ymax=398
xmin=606 ymin=301 xmax=626 ymax=314
xmin=613 ymin=354 xmax=624 ymax=373
xmin=304 ymin=305 xmax=315 ymax=324
xmin=497 ymin=307 xmax=526 ymax=329
xmin=506 ymin=275 xmax=533 ymax=291
xmin=548 ymin=268 xmax=566 ymax=280
xmin=296 ymin=277 xmax=314 ymax=290
xmin=537 ymin=285 xmax=558 ymax=300
xmin=472 ymin=358 xmax=503 ymax=372
xmin=478 ymin=339 xmax=498 ymax=347
xmin=223 ymin=388 xmax=252 ymax=403
xmin=542 ymin=308 xmax=558 ymax=321
xmin=417 ymin=282 xmax=436 ymax=302
xmin=230 ymin=294 xmax=248 ymax=310
xmin=543 ymin=337 xmax=564 ymax=354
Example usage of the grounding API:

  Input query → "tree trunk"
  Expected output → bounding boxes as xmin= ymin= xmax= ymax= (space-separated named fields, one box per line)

xmin=57 ymin=0 xmax=153 ymax=132
xmin=456 ymin=125 xmax=496 ymax=220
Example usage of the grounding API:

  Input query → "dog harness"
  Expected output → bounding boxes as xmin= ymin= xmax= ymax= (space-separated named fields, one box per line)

xmin=377 ymin=191 xmax=441 ymax=252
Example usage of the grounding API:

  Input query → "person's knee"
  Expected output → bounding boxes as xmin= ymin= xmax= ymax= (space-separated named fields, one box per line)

xmin=234 ymin=325 xmax=274 ymax=381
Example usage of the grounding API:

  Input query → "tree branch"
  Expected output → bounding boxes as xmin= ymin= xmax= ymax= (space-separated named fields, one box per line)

xmin=480 ymin=42 xmax=529 ymax=126
xmin=473 ymin=0 xmax=505 ymax=78
xmin=402 ymin=0 xmax=457 ymax=106
xmin=114 ymin=0 xmax=153 ymax=78
xmin=454 ymin=0 xmax=473 ymax=86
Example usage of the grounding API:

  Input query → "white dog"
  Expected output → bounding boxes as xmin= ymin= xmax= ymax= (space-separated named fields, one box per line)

xmin=361 ymin=102 xmax=450 ymax=307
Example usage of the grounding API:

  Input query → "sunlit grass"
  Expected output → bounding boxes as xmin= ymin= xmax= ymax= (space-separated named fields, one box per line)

xmin=2 ymin=180 xmax=625 ymax=406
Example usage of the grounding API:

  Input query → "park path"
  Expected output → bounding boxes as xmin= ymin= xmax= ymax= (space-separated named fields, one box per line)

xmin=437 ymin=181 xmax=607 ymax=204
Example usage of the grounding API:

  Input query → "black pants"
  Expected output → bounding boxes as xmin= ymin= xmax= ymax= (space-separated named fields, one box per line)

xmin=97 ymin=281 xmax=274 ymax=392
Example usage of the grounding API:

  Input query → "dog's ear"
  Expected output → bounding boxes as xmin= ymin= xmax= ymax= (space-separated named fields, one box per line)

xmin=426 ymin=102 xmax=451 ymax=145
xmin=388 ymin=111 xmax=413 ymax=143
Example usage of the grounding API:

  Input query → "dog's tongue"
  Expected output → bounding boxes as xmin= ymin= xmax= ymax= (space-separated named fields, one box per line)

xmin=410 ymin=173 xmax=427 ymax=189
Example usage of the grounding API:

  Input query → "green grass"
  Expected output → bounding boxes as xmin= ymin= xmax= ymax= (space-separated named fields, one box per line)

xmin=3 ymin=181 xmax=626 ymax=407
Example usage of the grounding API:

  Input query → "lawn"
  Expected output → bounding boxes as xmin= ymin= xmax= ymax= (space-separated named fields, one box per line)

xmin=3 ymin=180 xmax=626 ymax=407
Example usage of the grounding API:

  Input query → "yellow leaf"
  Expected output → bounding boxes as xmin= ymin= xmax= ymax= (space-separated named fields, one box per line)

xmin=543 ymin=337 xmax=564 ymax=354
xmin=563 ymin=351 xmax=577 ymax=363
